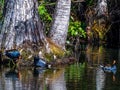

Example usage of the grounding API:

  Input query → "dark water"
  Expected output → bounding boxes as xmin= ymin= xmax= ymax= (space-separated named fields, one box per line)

xmin=0 ymin=45 xmax=120 ymax=90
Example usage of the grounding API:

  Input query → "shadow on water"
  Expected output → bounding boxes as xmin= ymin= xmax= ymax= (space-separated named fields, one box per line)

xmin=0 ymin=44 xmax=120 ymax=90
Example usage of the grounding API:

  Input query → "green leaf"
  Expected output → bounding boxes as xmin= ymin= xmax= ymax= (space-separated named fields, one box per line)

xmin=68 ymin=20 xmax=86 ymax=38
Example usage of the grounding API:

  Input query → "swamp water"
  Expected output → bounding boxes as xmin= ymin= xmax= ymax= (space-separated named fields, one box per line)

xmin=0 ymin=45 xmax=120 ymax=90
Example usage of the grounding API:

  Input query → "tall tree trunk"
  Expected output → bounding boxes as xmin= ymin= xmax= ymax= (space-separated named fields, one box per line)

xmin=0 ymin=0 xmax=45 ymax=50
xmin=96 ymin=0 xmax=108 ymax=17
xmin=95 ymin=0 xmax=109 ymax=41
xmin=49 ymin=0 xmax=71 ymax=50
xmin=86 ymin=0 xmax=109 ymax=43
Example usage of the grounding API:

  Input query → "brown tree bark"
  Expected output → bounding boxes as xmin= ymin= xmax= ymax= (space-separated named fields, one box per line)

xmin=0 ymin=0 xmax=45 ymax=51
xmin=85 ymin=0 xmax=109 ymax=43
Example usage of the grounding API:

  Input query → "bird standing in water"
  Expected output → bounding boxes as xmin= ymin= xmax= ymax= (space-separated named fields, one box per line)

xmin=100 ymin=60 xmax=117 ymax=73
xmin=100 ymin=60 xmax=117 ymax=81
xmin=4 ymin=49 xmax=20 ymax=67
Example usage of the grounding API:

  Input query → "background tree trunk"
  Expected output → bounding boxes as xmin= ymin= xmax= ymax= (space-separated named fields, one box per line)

xmin=0 ymin=0 xmax=45 ymax=50
xmin=49 ymin=0 xmax=71 ymax=50
xmin=86 ymin=0 xmax=109 ymax=44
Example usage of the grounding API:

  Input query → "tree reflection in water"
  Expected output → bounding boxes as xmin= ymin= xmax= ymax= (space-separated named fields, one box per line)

xmin=86 ymin=44 xmax=119 ymax=90
xmin=2 ymin=67 xmax=22 ymax=90
xmin=0 ymin=44 xmax=119 ymax=90
xmin=96 ymin=67 xmax=106 ymax=90
xmin=45 ymin=68 xmax=66 ymax=90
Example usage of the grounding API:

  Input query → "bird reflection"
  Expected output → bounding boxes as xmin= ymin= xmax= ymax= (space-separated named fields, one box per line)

xmin=5 ymin=67 xmax=20 ymax=80
xmin=33 ymin=67 xmax=46 ymax=77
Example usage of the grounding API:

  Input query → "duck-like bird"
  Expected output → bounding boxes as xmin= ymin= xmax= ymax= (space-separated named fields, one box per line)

xmin=5 ymin=49 xmax=20 ymax=60
xmin=100 ymin=60 xmax=117 ymax=74
xmin=34 ymin=56 xmax=51 ymax=68
xmin=4 ymin=49 xmax=20 ymax=65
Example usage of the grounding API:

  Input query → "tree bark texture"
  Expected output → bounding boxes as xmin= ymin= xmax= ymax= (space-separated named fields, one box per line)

xmin=96 ymin=0 xmax=108 ymax=17
xmin=86 ymin=0 xmax=109 ymax=43
xmin=0 ymin=0 xmax=45 ymax=50
xmin=49 ymin=0 xmax=71 ymax=49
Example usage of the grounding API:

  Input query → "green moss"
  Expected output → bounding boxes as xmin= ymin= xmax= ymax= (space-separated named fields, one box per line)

xmin=44 ymin=53 xmax=54 ymax=61
xmin=46 ymin=38 xmax=65 ymax=58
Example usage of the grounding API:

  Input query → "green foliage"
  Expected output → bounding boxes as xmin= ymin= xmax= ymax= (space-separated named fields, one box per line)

xmin=68 ymin=17 xmax=86 ymax=38
xmin=38 ymin=4 xmax=52 ymax=22
xmin=86 ymin=0 xmax=94 ymax=6
xmin=0 ymin=0 xmax=4 ymax=20
xmin=38 ymin=4 xmax=52 ymax=35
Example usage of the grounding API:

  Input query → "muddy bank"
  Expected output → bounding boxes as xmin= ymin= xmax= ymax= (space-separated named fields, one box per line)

xmin=19 ymin=56 xmax=76 ymax=67
xmin=0 ymin=56 xmax=76 ymax=68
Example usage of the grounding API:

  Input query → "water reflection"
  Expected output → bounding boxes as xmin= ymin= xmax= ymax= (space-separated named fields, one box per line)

xmin=96 ymin=67 xmax=106 ymax=90
xmin=0 ymin=45 xmax=120 ymax=90
xmin=5 ymin=67 xmax=20 ymax=80
xmin=86 ymin=45 xmax=120 ymax=90
xmin=45 ymin=68 xmax=66 ymax=90
xmin=33 ymin=67 xmax=46 ymax=77
xmin=65 ymin=63 xmax=86 ymax=90
xmin=0 ymin=67 xmax=22 ymax=90
xmin=86 ymin=45 xmax=106 ymax=67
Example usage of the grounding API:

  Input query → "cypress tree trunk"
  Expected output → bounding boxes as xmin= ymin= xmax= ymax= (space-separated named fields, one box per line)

xmin=49 ymin=0 xmax=71 ymax=50
xmin=0 ymin=0 xmax=45 ymax=50
xmin=86 ymin=0 xmax=109 ymax=43
xmin=96 ymin=0 xmax=108 ymax=17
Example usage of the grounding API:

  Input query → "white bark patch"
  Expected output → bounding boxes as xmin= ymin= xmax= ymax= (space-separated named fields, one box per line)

xmin=97 ymin=0 xmax=108 ymax=16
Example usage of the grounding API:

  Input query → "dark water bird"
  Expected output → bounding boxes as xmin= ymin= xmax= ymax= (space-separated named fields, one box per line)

xmin=34 ymin=56 xmax=51 ymax=68
xmin=5 ymin=49 xmax=20 ymax=60
xmin=4 ymin=49 xmax=20 ymax=66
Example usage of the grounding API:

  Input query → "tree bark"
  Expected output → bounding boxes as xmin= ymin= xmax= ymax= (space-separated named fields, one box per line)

xmin=49 ymin=0 xmax=71 ymax=50
xmin=86 ymin=0 xmax=109 ymax=43
xmin=0 ymin=0 xmax=45 ymax=50
xmin=96 ymin=0 xmax=108 ymax=17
